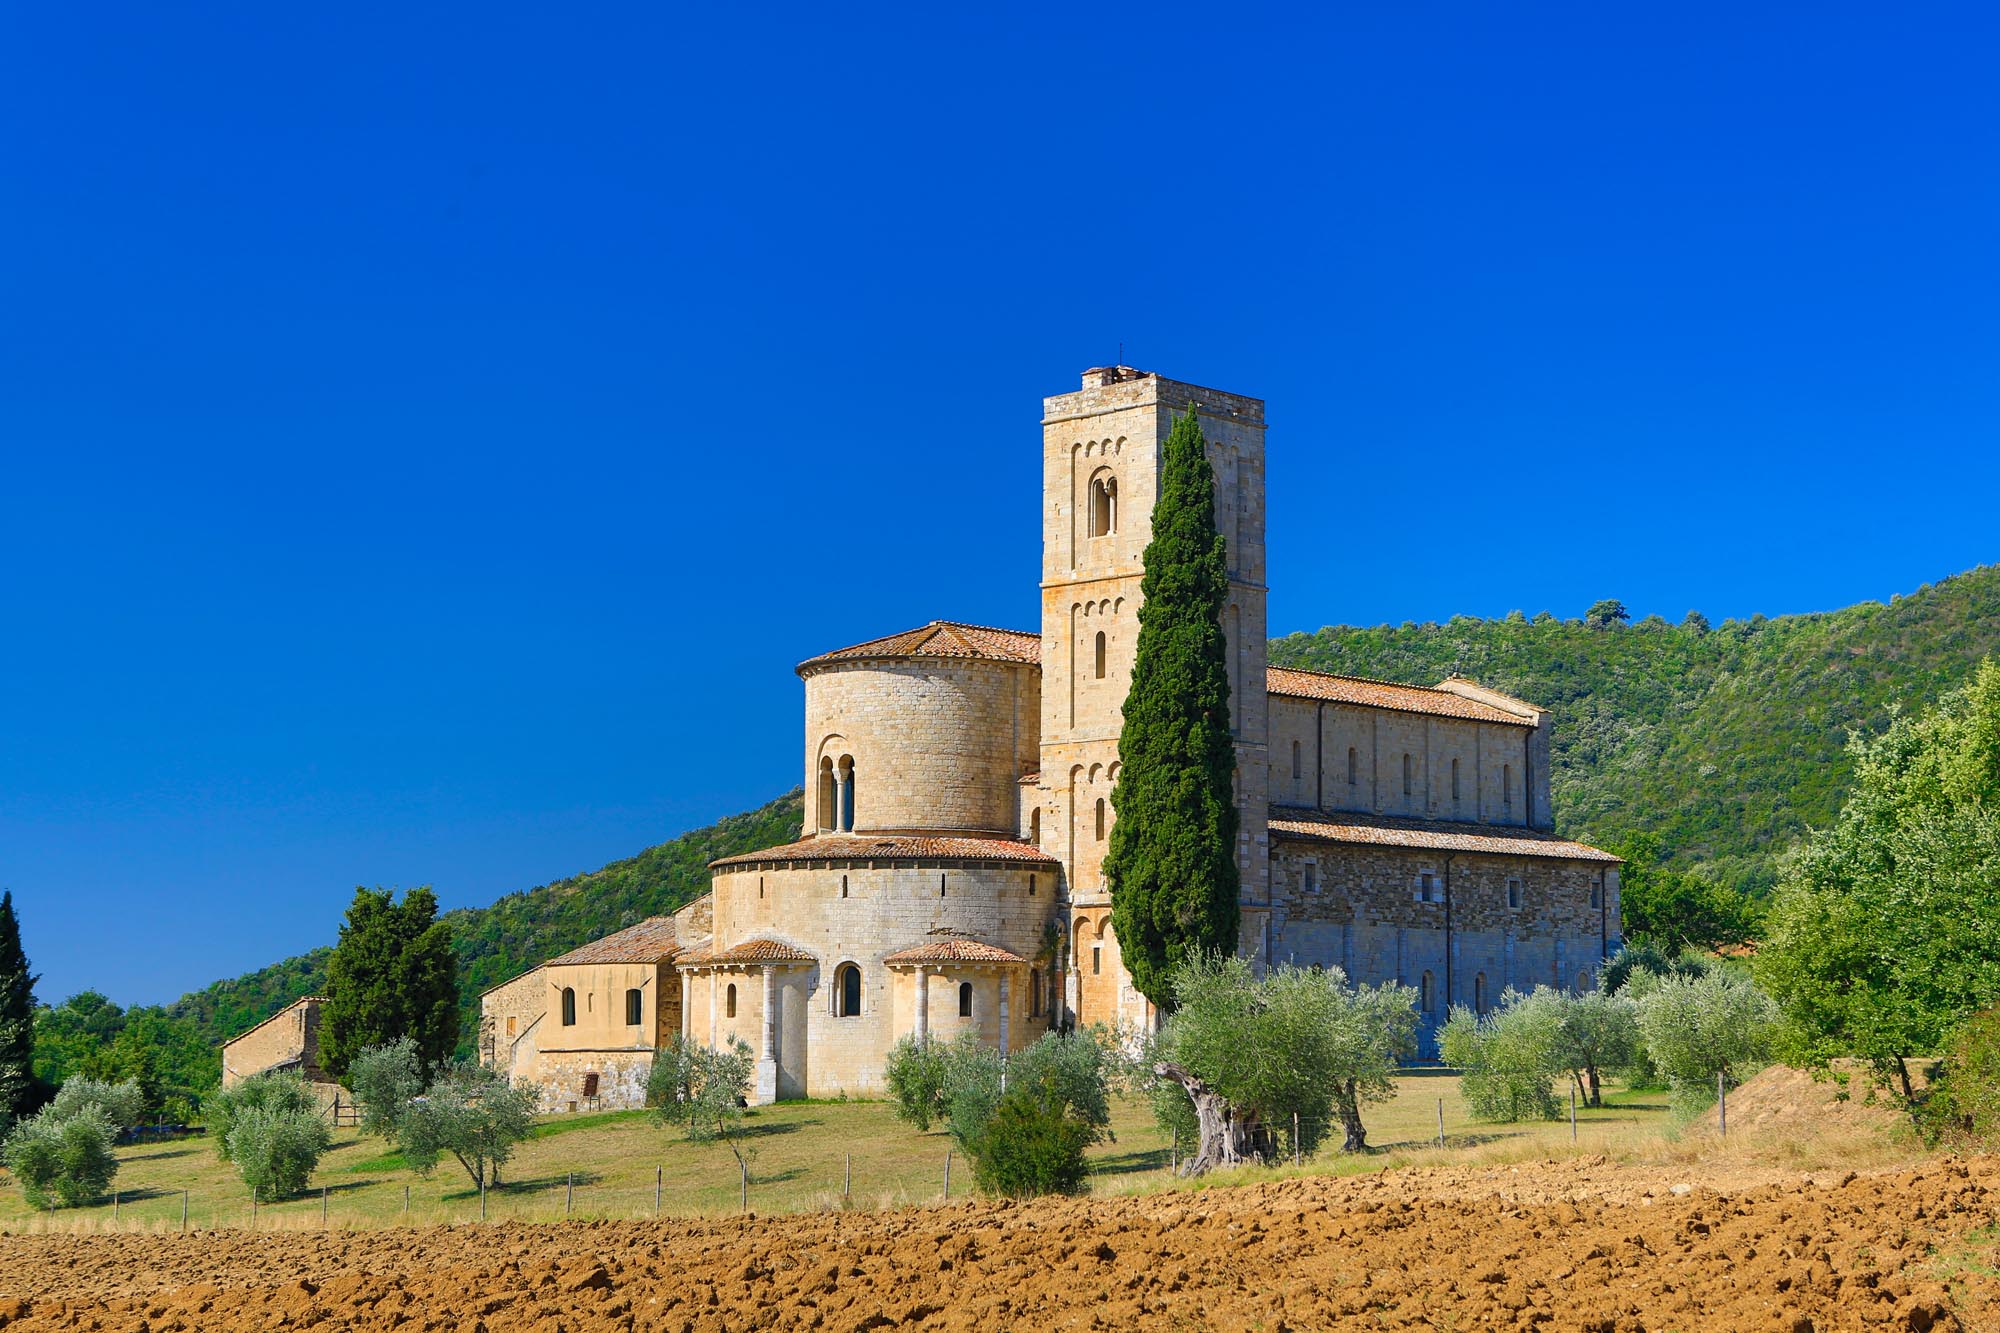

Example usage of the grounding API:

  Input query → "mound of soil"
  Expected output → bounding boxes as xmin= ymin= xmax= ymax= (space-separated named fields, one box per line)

xmin=1 ymin=1155 xmax=1995 ymax=1331
xmin=1705 ymin=1064 xmax=1923 ymax=1141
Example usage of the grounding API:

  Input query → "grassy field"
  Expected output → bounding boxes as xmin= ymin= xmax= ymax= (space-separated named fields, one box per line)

xmin=0 ymin=1074 xmax=1675 ymax=1233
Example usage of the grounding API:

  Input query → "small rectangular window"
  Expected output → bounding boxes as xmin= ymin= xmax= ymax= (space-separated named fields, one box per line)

xmin=1091 ymin=946 xmax=1102 ymax=975
xmin=1506 ymin=878 xmax=1522 ymax=911
xmin=1303 ymin=864 xmax=1318 ymax=894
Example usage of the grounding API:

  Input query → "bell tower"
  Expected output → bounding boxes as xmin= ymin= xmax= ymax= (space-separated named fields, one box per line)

xmin=1039 ymin=366 xmax=1269 ymax=1028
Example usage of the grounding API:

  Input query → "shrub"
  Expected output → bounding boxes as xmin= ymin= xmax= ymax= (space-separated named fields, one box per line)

xmin=205 ymin=1072 xmax=319 ymax=1162
xmin=3 ymin=1105 xmax=117 ymax=1209
xmin=227 ymin=1103 xmax=331 ymax=1201
xmin=396 ymin=1062 xmax=540 ymax=1189
xmin=1634 ymin=970 xmax=1777 ymax=1110
xmin=968 ymin=1085 xmax=1091 ymax=1197
xmin=648 ymin=1036 xmax=754 ymax=1143
xmin=941 ymin=1029 xmax=1116 ymax=1160
xmin=1441 ymin=993 xmax=1564 ymax=1122
xmin=348 ymin=1038 xmax=424 ymax=1138
xmin=1915 ymin=1007 xmax=2000 ymax=1146
xmin=882 ymin=1034 xmax=952 ymax=1131
xmin=47 ymin=1077 xmax=146 ymax=1134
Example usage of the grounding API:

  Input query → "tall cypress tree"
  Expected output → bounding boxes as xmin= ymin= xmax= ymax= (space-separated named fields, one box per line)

xmin=1105 ymin=409 xmax=1240 ymax=1007
xmin=0 ymin=892 xmax=35 ymax=1119
xmin=321 ymin=886 xmax=460 ymax=1081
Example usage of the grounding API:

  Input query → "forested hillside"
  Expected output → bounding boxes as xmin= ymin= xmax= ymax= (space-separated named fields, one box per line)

xmin=1270 ymin=564 xmax=2000 ymax=895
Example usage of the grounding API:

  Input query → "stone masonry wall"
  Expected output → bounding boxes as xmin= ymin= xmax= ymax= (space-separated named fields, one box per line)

xmin=222 ymin=998 xmax=323 ymax=1087
xmin=803 ymin=658 xmax=1039 ymax=836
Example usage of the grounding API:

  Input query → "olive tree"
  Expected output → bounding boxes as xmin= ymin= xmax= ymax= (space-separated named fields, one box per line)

xmin=648 ymin=1036 xmax=754 ymax=1145
xmin=228 ymin=1102 xmax=332 ymax=1201
xmin=2 ymin=1105 xmax=118 ymax=1209
xmin=48 ymin=1077 xmax=146 ymax=1134
xmin=1635 ymin=970 xmax=1777 ymax=1110
xmin=205 ymin=1072 xmax=319 ymax=1162
xmin=396 ymin=1062 xmax=539 ymax=1190
xmin=1440 ymin=991 xmax=1565 ymax=1122
xmin=1550 ymin=988 xmax=1641 ymax=1108
xmin=1153 ymin=955 xmax=1417 ymax=1172
xmin=348 ymin=1037 xmax=424 ymax=1138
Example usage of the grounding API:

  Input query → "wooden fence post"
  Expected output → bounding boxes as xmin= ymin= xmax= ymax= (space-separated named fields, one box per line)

xmin=1436 ymin=1098 xmax=1445 ymax=1150
xmin=566 ymin=1172 xmax=573 ymax=1217
xmin=943 ymin=1151 xmax=952 ymax=1200
xmin=1718 ymin=1071 xmax=1727 ymax=1137
xmin=739 ymin=1158 xmax=748 ymax=1214
xmin=1571 ymin=1087 xmax=1578 ymax=1143
xmin=655 ymin=1166 xmax=662 ymax=1218
xmin=321 ymin=1186 xmax=328 ymax=1226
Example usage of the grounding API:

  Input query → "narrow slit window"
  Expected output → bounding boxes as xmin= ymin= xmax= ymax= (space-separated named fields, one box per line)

xmin=958 ymin=982 xmax=973 ymax=1018
xmin=1420 ymin=971 xmax=1434 ymax=1013
xmin=1091 ymin=945 xmax=1102 ymax=975
xmin=1507 ymin=877 xmax=1522 ymax=910
xmin=1094 ymin=798 xmax=1106 ymax=840
xmin=1504 ymin=763 xmax=1514 ymax=810
xmin=1451 ymin=758 xmax=1461 ymax=802
xmin=625 ymin=988 xmax=642 ymax=1026
xmin=1403 ymin=753 xmax=1413 ymax=797
xmin=1093 ymin=631 xmax=1107 ymax=680
xmin=1028 ymin=873 xmax=1037 ymax=897
xmin=1292 ymin=740 xmax=1302 ymax=781
xmin=840 ymin=874 xmax=849 ymax=899
xmin=725 ymin=984 xmax=737 ymax=1019
xmin=560 ymin=987 xmax=576 ymax=1026
xmin=1347 ymin=746 xmax=1358 ymax=786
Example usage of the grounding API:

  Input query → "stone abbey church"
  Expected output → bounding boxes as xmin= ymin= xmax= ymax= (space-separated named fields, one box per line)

xmin=479 ymin=367 xmax=1622 ymax=1109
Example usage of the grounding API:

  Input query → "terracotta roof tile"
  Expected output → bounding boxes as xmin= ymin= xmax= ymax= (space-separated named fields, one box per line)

xmin=546 ymin=917 xmax=682 ymax=966
xmin=1265 ymin=666 xmax=1533 ymax=725
xmin=711 ymin=833 xmax=1058 ymax=869
xmin=798 ymin=621 xmax=1041 ymax=672
xmin=679 ymin=938 xmax=815 ymax=966
xmin=1268 ymin=808 xmax=1621 ymax=863
xmin=883 ymin=940 xmax=1028 ymax=965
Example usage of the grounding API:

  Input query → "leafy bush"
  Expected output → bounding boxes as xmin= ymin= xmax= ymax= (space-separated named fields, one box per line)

xmin=648 ymin=1036 xmax=754 ymax=1143
xmin=348 ymin=1038 xmax=424 ymax=1138
xmin=1634 ymin=969 xmax=1776 ymax=1110
xmin=3 ymin=1105 xmax=117 ymax=1208
xmin=1549 ymin=988 xmax=1640 ymax=1107
xmin=882 ymin=1034 xmax=953 ymax=1131
xmin=48 ymin=1077 xmax=146 ymax=1133
xmin=968 ymin=1085 xmax=1091 ymax=1197
xmin=1916 ymin=1008 xmax=2000 ymax=1146
xmin=227 ymin=1103 xmax=331 ymax=1201
xmin=396 ymin=1061 xmax=539 ymax=1189
xmin=204 ymin=1072 xmax=319 ymax=1162
xmin=941 ymin=1029 xmax=1117 ymax=1159
xmin=1441 ymin=993 xmax=1564 ymax=1122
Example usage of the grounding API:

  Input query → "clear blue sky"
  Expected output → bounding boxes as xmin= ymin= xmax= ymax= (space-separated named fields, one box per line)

xmin=4 ymin=4 xmax=1998 ymax=1006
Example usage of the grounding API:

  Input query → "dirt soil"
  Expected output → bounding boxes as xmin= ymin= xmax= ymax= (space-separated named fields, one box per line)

xmin=2 ymin=1155 xmax=1998 ymax=1332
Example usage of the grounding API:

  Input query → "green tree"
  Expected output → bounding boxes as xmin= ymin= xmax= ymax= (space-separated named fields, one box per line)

xmin=1548 ymin=987 xmax=1641 ymax=1108
xmin=205 ymin=1071 xmax=320 ymax=1163
xmin=47 ymin=1077 xmax=145 ymax=1132
xmin=227 ymin=1102 xmax=332 ymax=1201
xmin=321 ymin=886 xmax=461 ymax=1081
xmin=1635 ymin=969 xmax=1776 ymax=1112
xmin=1153 ymin=955 xmax=1416 ymax=1167
xmin=648 ymin=1035 xmax=754 ymax=1144
xmin=1440 ymin=992 xmax=1566 ymax=1122
xmin=1755 ymin=659 xmax=2000 ymax=1102
xmin=2 ymin=1105 xmax=117 ymax=1209
xmin=939 ymin=1029 xmax=1117 ymax=1160
xmin=1105 ymin=409 xmax=1239 ymax=1005
xmin=347 ymin=1038 xmax=424 ymax=1139
xmin=882 ymin=1033 xmax=955 ymax=1132
xmin=1584 ymin=599 xmax=1630 ymax=629
xmin=968 ymin=1083 xmax=1093 ymax=1198
xmin=1612 ymin=833 xmax=1759 ymax=954
xmin=395 ymin=1061 xmax=538 ymax=1190
xmin=0 ymin=892 xmax=37 ymax=1122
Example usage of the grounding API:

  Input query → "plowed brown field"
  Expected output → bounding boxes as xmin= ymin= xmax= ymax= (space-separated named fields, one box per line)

xmin=2 ymin=1155 xmax=1997 ymax=1332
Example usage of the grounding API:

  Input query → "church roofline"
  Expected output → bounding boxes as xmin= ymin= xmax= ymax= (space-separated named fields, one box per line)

xmin=795 ymin=620 xmax=1041 ymax=674
xmin=1264 ymin=665 xmax=1536 ymax=725
xmin=221 ymin=995 xmax=326 ymax=1049
xmin=1268 ymin=807 xmax=1621 ymax=863
xmin=710 ymin=832 xmax=1058 ymax=871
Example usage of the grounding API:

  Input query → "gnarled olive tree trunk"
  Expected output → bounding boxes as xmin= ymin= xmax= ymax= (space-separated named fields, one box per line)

xmin=1155 ymin=1062 xmax=1271 ymax=1177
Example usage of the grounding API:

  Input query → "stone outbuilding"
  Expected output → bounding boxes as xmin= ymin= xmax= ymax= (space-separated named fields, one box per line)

xmin=219 ymin=996 xmax=344 ymax=1104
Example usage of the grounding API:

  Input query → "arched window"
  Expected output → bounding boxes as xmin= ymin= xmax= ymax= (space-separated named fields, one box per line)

xmin=1419 ymin=970 xmax=1434 ymax=1013
xmin=837 ymin=755 xmax=856 ymax=831
xmin=1089 ymin=475 xmax=1117 ymax=536
xmin=1347 ymin=746 xmax=1358 ymax=786
xmin=561 ymin=987 xmax=576 ymax=1026
xmin=1474 ymin=972 xmax=1489 ymax=1015
xmin=840 ymin=874 xmax=849 ymax=899
xmin=836 ymin=964 xmax=861 ymax=1018
xmin=625 ymin=988 xmax=642 ymax=1026
xmin=1577 ymin=969 xmax=1594 ymax=994
xmin=958 ymin=982 xmax=973 ymax=1018
xmin=1093 ymin=631 xmax=1107 ymax=679
xmin=1028 ymin=807 xmax=1040 ymax=844
xmin=1028 ymin=873 xmax=1037 ymax=897
xmin=1451 ymin=758 xmax=1461 ymax=803
xmin=1029 ymin=968 xmax=1042 ymax=1017
xmin=817 ymin=756 xmax=837 ymax=832
xmin=725 ymin=983 xmax=737 ymax=1019
xmin=1094 ymin=798 xmax=1106 ymax=840
xmin=1292 ymin=740 xmax=1302 ymax=781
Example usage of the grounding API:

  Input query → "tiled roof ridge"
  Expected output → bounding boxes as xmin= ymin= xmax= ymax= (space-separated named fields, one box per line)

xmin=797 ymin=620 xmax=1041 ymax=671
xmin=1268 ymin=806 xmax=1622 ymax=863
xmin=224 ymin=995 xmax=326 ymax=1047
xmin=711 ymin=832 xmax=1058 ymax=869
xmin=544 ymin=915 xmax=681 ymax=967
xmin=1269 ymin=662 xmax=1474 ymax=697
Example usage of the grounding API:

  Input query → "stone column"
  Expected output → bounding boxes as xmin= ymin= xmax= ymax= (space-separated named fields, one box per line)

xmin=708 ymin=972 xmax=718 ymax=1048
xmin=914 ymin=967 xmax=929 ymax=1046
xmin=1064 ymin=967 xmax=1079 ymax=1029
xmin=999 ymin=972 xmax=1012 ymax=1054
xmin=754 ymin=967 xmax=779 ymax=1104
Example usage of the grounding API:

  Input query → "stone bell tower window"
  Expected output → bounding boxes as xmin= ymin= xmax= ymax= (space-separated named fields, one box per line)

xmin=1093 ymin=631 xmax=1107 ymax=679
xmin=1089 ymin=474 xmax=1117 ymax=537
